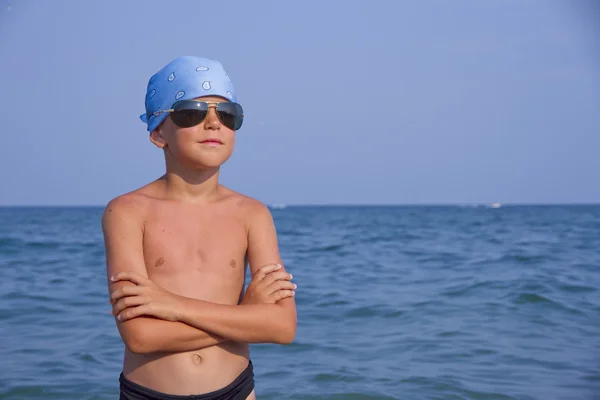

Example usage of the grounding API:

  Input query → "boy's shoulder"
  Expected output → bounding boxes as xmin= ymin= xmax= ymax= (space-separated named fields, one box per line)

xmin=102 ymin=183 xmax=274 ymax=226
xmin=220 ymin=186 xmax=273 ymax=222
xmin=102 ymin=184 xmax=157 ymax=223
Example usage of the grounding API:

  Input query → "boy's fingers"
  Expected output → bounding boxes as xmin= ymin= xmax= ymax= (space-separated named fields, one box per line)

xmin=112 ymin=295 xmax=147 ymax=316
xmin=270 ymin=281 xmax=296 ymax=293
xmin=110 ymin=285 xmax=142 ymax=303
xmin=117 ymin=305 xmax=149 ymax=322
xmin=262 ymin=271 xmax=293 ymax=287
xmin=274 ymin=290 xmax=295 ymax=301
xmin=254 ymin=264 xmax=282 ymax=281
xmin=110 ymin=271 xmax=149 ymax=285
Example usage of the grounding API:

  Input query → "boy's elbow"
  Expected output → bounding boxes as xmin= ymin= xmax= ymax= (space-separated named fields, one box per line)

xmin=275 ymin=325 xmax=296 ymax=344
xmin=272 ymin=314 xmax=296 ymax=344
xmin=125 ymin=334 xmax=152 ymax=354
xmin=118 ymin=321 xmax=155 ymax=354
xmin=274 ymin=302 xmax=297 ymax=344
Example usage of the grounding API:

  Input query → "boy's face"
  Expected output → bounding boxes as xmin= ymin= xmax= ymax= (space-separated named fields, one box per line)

xmin=149 ymin=95 xmax=237 ymax=170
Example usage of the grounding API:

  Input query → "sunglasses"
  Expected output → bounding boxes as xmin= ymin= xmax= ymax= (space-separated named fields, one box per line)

xmin=152 ymin=100 xmax=244 ymax=131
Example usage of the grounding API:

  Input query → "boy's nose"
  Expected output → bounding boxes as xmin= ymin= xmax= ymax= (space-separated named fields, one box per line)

xmin=204 ymin=107 xmax=221 ymax=130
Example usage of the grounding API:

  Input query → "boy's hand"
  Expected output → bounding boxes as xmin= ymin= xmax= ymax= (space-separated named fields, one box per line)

xmin=109 ymin=271 xmax=183 ymax=322
xmin=241 ymin=264 xmax=296 ymax=305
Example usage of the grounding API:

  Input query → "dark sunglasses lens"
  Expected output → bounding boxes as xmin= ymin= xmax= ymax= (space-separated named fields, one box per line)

xmin=170 ymin=109 xmax=207 ymax=128
xmin=217 ymin=103 xmax=243 ymax=130
xmin=216 ymin=110 xmax=236 ymax=130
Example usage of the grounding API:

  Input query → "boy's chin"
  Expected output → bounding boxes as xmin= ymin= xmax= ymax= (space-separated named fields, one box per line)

xmin=182 ymin=156 xmax=232 ymax=170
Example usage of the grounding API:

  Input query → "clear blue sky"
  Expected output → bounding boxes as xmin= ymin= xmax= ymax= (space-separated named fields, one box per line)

xmin=1 ymin=0 xmax=598 ymax=206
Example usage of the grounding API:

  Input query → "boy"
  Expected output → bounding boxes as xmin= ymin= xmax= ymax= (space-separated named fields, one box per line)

xmin=102 ymin=56 xmax=297 ymax=400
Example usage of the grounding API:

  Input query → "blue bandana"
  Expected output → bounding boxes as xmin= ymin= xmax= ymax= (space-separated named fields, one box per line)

xmin=140 ymin=56 xmax=237 ymax=132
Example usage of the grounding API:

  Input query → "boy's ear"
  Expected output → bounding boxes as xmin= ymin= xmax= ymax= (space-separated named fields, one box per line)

xmin=149 ymin=127 xmax=167 ymax=148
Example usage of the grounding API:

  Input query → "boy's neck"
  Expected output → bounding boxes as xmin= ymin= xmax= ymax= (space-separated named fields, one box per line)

xmin=161 ymin=167 xmax=221 ymax=203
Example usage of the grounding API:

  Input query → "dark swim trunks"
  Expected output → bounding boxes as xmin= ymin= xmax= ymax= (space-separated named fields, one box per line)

xmin=119 ymin=361 xmax=254 ymax=400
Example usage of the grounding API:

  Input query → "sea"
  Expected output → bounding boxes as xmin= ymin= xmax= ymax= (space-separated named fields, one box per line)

xmin=1 ymin=205 xmax=599 ymax=400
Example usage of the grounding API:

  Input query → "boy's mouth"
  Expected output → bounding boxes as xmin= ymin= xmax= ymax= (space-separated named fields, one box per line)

xmin=200 ymin=138 xmax=223 ymax=145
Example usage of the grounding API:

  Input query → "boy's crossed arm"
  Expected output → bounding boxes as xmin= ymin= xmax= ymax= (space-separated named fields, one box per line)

xmin=177 ymin=202 xmax=297 ymax=344
xmin=103 ymin=197 xmax=297 ymax=354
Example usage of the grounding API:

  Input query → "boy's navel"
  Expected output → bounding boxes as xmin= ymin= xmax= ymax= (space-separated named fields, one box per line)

xmin=230 ymin=259 xmax=237 ymax=268
xmin=192 ymin=353 xmax=203 ymax=364
xmin=154 ymin=257 xmax=165 ymax=267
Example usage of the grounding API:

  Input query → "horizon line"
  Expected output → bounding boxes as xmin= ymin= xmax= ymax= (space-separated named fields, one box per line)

xmin=1 ymin=202 xmax=599 ymax=208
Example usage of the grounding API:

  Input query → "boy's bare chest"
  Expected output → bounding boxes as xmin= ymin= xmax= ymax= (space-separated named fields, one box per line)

xmin=141 ymin=208 xmax=248 ymax=301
